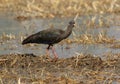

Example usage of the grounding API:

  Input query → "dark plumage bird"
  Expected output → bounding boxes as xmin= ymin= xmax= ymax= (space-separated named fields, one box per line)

xmin=22 ymin=20 xmax=75 ymax=59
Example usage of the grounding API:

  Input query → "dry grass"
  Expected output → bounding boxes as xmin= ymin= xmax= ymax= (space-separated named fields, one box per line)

xmin=62 ymin=32 xmax=117 ymax=44
xmin=0 ymin=33 xmax=15 ymax=41
xmin=0 ymin=0 xmax=119 ymax=18
xmin=0 ymin=53 xmax=119 ymax=83
xmin=0 ymin=0 xmax=119 ymax=28
xmin=110 ymin=43 xmax=120 ymax=49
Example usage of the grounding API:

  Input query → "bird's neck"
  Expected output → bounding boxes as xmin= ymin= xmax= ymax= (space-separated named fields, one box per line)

xmin=63 ymin=24 xmax=74 ymax=39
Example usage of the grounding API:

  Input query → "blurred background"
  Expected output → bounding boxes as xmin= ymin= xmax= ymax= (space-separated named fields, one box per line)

xmin=0 ymin=0 xmax=119 ymax=18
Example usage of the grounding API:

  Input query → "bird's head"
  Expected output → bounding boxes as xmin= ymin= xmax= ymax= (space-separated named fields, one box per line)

xmin=69 ymin=20 xmax=75 ymax=27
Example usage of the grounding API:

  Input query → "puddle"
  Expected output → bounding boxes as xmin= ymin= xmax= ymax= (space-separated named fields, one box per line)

xmin=0 ymin=14 xmax=120 ymax=58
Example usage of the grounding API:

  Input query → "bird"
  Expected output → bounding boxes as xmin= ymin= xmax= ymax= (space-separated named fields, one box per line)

xmin=22 ymin=20 xmax=75 ymax=60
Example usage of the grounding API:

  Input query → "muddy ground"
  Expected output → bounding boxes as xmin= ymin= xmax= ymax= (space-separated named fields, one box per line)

xmin=0 ymin=53 xmax=120 ymax=84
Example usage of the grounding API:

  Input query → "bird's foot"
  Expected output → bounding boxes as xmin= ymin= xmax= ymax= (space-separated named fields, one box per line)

xmin=43 ymin=54 xmax=52 ymax=62
xmin=47 ymin=56 xmax=53 ymax=62
xmin=51 ymin=57 xmax=58 ymax=62
xmin=45 ymin=54 xmax=50 ymax=58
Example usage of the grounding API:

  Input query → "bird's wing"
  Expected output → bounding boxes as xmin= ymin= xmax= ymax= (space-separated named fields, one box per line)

xmin=22 ymin=28 xmax=65 ymax=44
xmin=34 ymin=29 xmax=64 ymax=43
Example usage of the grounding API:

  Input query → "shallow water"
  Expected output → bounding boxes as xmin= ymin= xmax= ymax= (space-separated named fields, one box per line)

xmin=0 ymin=14 xmax=120 ymax=58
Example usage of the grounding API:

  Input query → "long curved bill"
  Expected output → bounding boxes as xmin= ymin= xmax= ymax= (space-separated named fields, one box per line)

xmin=73 ymin=13 xmax=79 ymax=28
xmin=74 ymin=13 xmax=79 ymax=21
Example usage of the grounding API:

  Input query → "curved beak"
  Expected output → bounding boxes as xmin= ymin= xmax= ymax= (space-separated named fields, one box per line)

xmin=73 ymin=13 xmax=79 ymax=28
xmin=74 ymin=23 xmax=77 ymax=28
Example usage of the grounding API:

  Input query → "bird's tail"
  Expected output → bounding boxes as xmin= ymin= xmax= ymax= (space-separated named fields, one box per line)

xmin=22 ymin=38 xmax=29 ymax=45
xmin=22 ymin=35 xmax=33 ymax=45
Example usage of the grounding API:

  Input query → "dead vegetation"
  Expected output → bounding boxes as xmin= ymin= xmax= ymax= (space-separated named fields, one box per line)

xmin=0 ymin=0 xmax=119 ymax=29
xmin=0 ymin=33 xmax=15 ymax=41
xmin=0 ymin=0 xmax=119 ymax=18
xmin=110 ymin=43 xmax=120 ymax=49
xmin=0 ymin=53 xmax=119 ymax=83
xmin=62 ymin=32 xmax=117 ymax=44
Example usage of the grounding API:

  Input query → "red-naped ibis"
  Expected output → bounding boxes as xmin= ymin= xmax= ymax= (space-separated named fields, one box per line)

xmin=22 ymin=20 xmax=75 ymax=60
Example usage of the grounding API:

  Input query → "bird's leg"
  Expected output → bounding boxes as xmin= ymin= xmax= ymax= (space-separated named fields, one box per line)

xmin=46 ymin=49 xmax=50 ymax=56
xmin=51 ymin=46 xmax=58 ymax=60
xmin=46 ymin=45 xmax=51 ymax=57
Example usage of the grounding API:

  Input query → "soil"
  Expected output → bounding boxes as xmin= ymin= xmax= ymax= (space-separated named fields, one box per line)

xmin=0 ymin=53 xmax=120 ymax=84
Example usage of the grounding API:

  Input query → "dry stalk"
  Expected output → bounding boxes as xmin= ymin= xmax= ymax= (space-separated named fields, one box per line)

xmin=18 ymin=78 xmax=21 ymax=84
xmin=75 ymin=52 xmax=83 ymax=67
xmin=0 ymin=78 xmax=3 ymax=84
xmin=40 ymin=67 xmax=46 ymax=78
xmin=75 ymin=55 xmax=79 ymax=68
xmin=0 ymin=59 xmax=8 ymax=62
xmin=10 ymin=56 xmax=18 ymax=66
xmin=103 ymin=73 xmax=114 ymax=84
